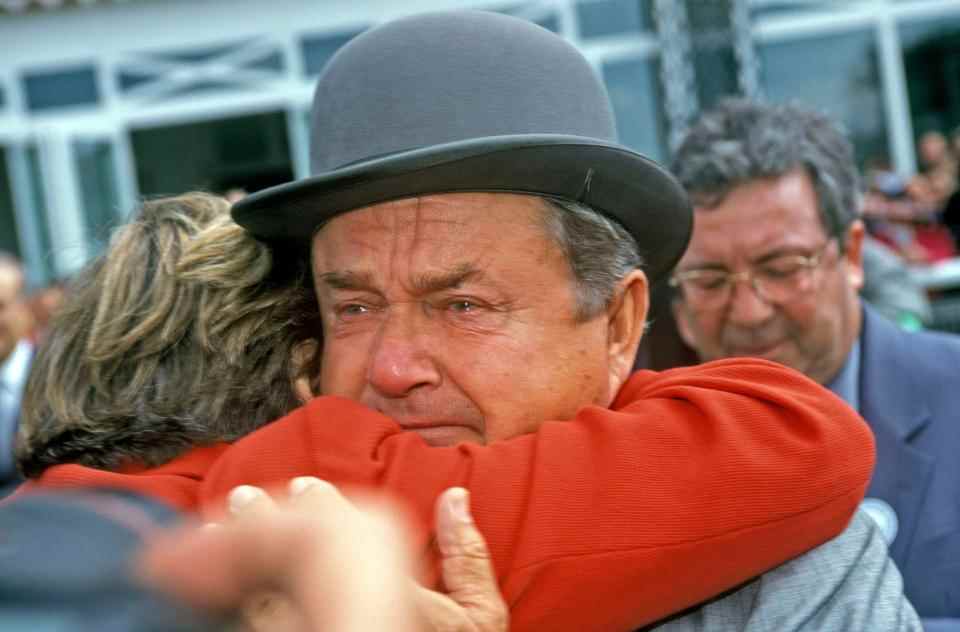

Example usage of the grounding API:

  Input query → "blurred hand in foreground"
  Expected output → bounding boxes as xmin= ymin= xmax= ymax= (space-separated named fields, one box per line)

xmin=138 ymin=478 xmax=507 ymax=632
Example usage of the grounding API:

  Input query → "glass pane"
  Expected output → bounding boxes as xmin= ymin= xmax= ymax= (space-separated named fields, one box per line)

xmin=759 ymin=29 xmax=888 ymax=166
xmin=686 ymin=0 xmax=731 ymax=31
xmin=131 ymin=110 xmax=294 ymax=197
xmin=899 ymin=14 xmax=960 ymax=137
xmin=602 ymin=55 xmax=667 ymax=162
xmin=22 ymin=66 xmax=100 ymax=112
xmin=683 ymin=0 xmax=740 ymax=109
xmin=74 ymin=140 xmax=120 ymax=254
xmin=301 ymin=31 xmax=362 ymax=76
xmin=693 ymin=45 xmax=739 ymax=111
xmin=576 ymin=0 xmax=655 ymax=39
xmin=496 ymin=3 xmax=561 ymax=32
xmin=0 ymin=148 xmax=20 ymax=258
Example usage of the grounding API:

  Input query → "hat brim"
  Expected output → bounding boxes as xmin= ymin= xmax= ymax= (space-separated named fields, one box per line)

xmin=232 ymin=134 xmax=692 ymax=283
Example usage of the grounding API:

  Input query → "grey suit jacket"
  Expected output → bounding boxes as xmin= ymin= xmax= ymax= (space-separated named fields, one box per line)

xmin=645 ymin=509 xmax=921 ymax=631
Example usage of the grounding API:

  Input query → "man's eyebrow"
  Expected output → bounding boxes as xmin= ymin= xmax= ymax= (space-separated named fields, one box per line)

xmin=753 ymin=247 xmax=816 ymax=265
xmin=317 ymin=270 xmax=376 ymax=291
xmin=411 ymin=263 xmax=484 ymax=294
xmin=678 ymin=262 xmax=727 ymax=273
xmin=316 ymin=264 xmax=485 ymax=294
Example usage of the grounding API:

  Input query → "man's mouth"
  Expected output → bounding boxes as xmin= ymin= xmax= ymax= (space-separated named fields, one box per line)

xmin=394 ymin=419 xmax=483 ymax=446
xmin=726 ymin=339 xmax=788 ymax=359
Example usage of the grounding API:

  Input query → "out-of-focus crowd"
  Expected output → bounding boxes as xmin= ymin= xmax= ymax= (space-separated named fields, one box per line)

xmin=864 ymin=129 xmax=960 ymax=263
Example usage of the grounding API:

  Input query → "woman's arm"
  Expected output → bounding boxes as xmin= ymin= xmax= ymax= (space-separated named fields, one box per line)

xmin=201 ymin=358 xmax=875 ymax=632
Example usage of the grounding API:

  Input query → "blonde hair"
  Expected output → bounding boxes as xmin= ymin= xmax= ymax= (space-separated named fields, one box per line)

xmin=17 ymin=193 xmax=317 ymax=476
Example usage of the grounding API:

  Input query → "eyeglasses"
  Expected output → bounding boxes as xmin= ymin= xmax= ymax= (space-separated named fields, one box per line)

xmin=669 ymin=241 xmax=834 ymax=311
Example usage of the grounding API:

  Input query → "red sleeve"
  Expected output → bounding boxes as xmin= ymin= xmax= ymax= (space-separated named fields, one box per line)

xmin=201 ymin=357 xmax=875 ymax=632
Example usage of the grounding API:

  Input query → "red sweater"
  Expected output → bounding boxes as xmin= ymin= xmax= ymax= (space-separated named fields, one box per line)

xmin=26 ymin=359 xmax=874 ymax=632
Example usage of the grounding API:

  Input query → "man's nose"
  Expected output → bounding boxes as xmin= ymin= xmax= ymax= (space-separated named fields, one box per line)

xmin=366 ymin=309 xmax=442 ymax=398
xmin=726 ymin=277 xmax=775 ymax=325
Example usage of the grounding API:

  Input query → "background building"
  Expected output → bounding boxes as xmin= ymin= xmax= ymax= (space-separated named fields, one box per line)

xmin=2 ymin=0 xmax=960 ymax=288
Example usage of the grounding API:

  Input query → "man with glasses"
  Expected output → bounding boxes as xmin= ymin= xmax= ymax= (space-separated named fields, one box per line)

xmin=669 ymin=99 xmax=960 ymax=628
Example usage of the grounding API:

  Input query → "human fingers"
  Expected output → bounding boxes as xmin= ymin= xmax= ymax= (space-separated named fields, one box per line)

xmin=229 ymin=482 xmax=307 ymax=631
xmin=287 ymin=476 xmax=347 ymax=507
xmin=227 ymin=484 xmax=276 ymax=519
xmin=434 ymin=488 xmax=508 ymax=631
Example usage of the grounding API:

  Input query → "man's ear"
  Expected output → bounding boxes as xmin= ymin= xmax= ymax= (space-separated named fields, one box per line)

xmin=291 ymin=340 xmax=320 ymax=404
xmin=843 ymin=219 xmax=866 ymax=290
xmin=606 ymin=269 xmax=649 ymax=395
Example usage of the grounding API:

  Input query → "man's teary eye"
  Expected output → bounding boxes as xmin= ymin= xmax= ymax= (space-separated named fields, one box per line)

xmin=448 ymin=300 xmax=478 ymax=313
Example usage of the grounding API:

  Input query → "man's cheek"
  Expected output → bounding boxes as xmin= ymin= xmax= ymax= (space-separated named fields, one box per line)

xmin=319 ymin=346 xmax=367 ymax=396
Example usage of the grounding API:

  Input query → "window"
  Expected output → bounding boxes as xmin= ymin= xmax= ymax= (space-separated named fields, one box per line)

xmin=301 ymin=31 xmax=362 ymax=76
xmin=0 ymin=148 xmax=20 ymax=259
xmin=760 ymin=28 xmax=888 ymax=165
xmin=602 ymin=56 xmax=668 ymax=161
xmin=576 ymin=0 xmax=655 ymax=39
xmin=22 ymin=65 xmax=99 ymax=112
xmin=74 ymin=140 xmax=121 ymax=254
xmin=899 ymin=14 xmax=960 ymax=136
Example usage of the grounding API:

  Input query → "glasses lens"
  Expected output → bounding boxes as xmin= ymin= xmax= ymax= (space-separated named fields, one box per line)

xmin=678 ymin=272 xmax=729 ymax=309
xmin=754 ymin=263 xmax=815 ymax=303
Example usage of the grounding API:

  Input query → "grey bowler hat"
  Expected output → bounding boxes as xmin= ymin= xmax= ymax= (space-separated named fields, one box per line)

xmin=232 ymin=10 xmax=692 ymax=283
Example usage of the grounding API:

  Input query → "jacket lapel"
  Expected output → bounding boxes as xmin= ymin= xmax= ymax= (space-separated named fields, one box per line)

xmin=858 ymin=305 xmax=934 ymax=565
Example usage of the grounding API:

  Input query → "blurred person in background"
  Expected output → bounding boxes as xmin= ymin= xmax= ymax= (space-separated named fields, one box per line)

xmin=862 ymin=133 xmax=958 ymax=264
xmin=860 ymin=234 xmax=933 ymax=329
xmin=938 ymin=126 xmax=960 ymax=247
xmin=25 ymin=277 xmax=69 ymax=343
xmin=0 ymin=252 xmax=33 ymax=489
xmin=670 ymin=98 xmax=960 ymax=628
xmin=910 ymin=130 xmax=957 ymax=212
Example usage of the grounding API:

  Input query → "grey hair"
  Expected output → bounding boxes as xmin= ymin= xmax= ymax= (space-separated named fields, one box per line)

xmin=670 ymin=99 xmax=861 ymax=247
xmin=539 ymin=197 xmax=643 ymax=321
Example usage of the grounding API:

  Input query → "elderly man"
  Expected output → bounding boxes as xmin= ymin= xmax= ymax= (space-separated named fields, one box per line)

xmin=11 ymin=12 xmax=913 ymax=632
xmin=0 ymin=253 xmax=31 ymax=487
xmin=669 ymin=99 xmax=960 ymax=628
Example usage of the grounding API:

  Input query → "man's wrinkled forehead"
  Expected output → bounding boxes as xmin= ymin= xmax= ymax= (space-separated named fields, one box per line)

xmin=309 ymin=193 xmax=550 ymax=258
xmin=320 ymin=198 xmax=470 ymax=241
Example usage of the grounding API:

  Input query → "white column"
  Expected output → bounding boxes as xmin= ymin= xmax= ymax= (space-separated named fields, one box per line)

xmin=5 ymin=142 xmax=47 ymax=287
xmin=35 ymin=127 xmax=88 ymax=276
xmin=877 ymin=7 xmax=917 ymax=176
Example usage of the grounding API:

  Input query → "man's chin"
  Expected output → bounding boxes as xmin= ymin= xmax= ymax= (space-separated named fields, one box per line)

xmin=724 ymin=341 xmax=794 ymax=366
xmin=411 ymin=425 xmax=485 ymax=447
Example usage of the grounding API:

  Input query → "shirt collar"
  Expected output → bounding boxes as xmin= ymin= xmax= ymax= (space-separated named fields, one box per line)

xmin=825 ymin=339 xmax=861 ymax=412
xmin=0 ymin=339 xmax=33 ymax=394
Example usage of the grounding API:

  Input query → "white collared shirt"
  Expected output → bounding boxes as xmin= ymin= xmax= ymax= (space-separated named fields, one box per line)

xmin=0 ymin=339 xmax=33 ymax=478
